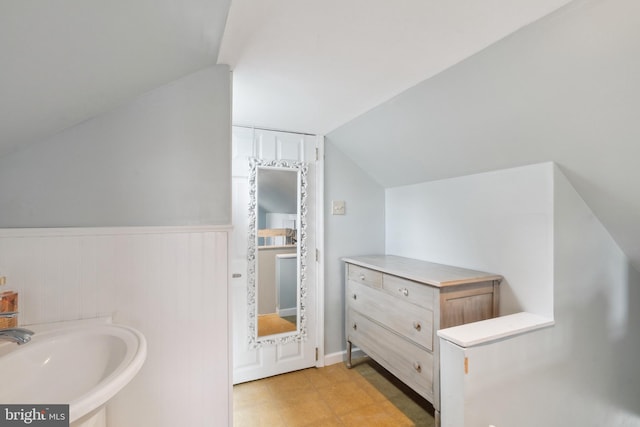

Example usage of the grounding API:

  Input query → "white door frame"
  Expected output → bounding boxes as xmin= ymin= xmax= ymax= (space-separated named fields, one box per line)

xmin=314 ymin=134 xmax=325 ymax=367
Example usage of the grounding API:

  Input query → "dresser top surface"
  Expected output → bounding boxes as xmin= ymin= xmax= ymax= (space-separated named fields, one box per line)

xmin=343 ymin=255 xmax=502 ymax=287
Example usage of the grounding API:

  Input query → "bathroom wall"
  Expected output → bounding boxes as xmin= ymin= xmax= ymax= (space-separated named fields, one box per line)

xmin=0 ymin=226 xmax=230 ymax=427
xmin=439 ymin=166 xmax=640 ymax=426
xmin=323 ymin=140 xmax=385 ymax=356
xmin=0 ymin=65 xmax=232 ymax=426
xmin=0 ymin=65 xmax=231 ymax=227
xmin=385 ymin=162 xmax=554 ymax=318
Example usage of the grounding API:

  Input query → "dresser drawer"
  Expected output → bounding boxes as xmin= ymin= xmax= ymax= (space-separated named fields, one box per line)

xmin=348 ymin=264 xmax=382 ymax=289
xmin=348 ymin=280 xmax=433 ymax=351
xmin=347 ymin=309 xmax=434 ymax=401
xmin=382 ymin=274 xmax=435 ymax=311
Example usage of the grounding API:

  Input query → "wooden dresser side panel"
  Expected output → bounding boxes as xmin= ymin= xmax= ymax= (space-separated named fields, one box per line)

xmin=439 ymin=281 xmax=498 ymax=329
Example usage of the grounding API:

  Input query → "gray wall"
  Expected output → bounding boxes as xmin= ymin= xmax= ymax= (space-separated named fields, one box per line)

xmin=385 ymin=163 xmax=554 ymax=318
xmin=323 ymin=140 xmax=385 ymax=354
xmin=258 ymin=246 xmax=296 ymax=315
xmin=277 ymin=255 xmax=298 ymax=312
xmin=0 ymin=65 xmax=231 ymax=227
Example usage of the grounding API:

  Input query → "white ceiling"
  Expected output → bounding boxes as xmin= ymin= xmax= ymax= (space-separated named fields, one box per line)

xmin=218 ymin=0 xmax=573 ymax=135
xmin=0 ymin=0 xmax=231 ymax=156
xmin=1 ymin=0 xmax=574 ymax=153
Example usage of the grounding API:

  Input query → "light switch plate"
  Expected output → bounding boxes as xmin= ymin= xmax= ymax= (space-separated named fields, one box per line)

xmin=332 ymin=200 xmax=346 ymax=215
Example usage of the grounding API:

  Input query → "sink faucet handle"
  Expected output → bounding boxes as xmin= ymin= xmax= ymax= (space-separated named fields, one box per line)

xmin=0 ymin=327 xmax=34 ymax=345
xmin=0 ymin=311 xmax=18 ymax=319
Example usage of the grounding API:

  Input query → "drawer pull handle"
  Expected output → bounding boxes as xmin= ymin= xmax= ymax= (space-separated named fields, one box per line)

xmin=353 ymin=323 xmax=357 ymax=331
xmin=352 ymin=294 xmax=357 ymax=300
xmin=413 ymin=321 xmax=422 ymax=331
xmin=399 ymin=287 xmax=409 ymax=297
xmin=413 ymin=362 xmax=422 ymax=373
xmin=359 ymin=274 xmax=365 ymax=281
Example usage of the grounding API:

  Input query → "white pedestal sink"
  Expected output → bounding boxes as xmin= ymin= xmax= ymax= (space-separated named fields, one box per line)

xmin=0 ymin=320 xmax=146 ymax=426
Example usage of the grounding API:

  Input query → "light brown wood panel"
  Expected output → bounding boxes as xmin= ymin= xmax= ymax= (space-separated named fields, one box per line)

xmin=439 ymin=281 xmax=498 ymax=328
xmin=440 ymin=292 xmax=494 ymax=329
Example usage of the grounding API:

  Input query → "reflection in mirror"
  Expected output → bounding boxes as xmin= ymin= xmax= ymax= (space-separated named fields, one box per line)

xmin=257 ymin=168 xmax=298 ymax=336
xmin=247 ymin=158 xmax=308 ymax=347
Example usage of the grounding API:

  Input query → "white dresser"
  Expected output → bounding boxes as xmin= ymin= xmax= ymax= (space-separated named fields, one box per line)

xmin=344 ymin=255 xmax=502 ymax=423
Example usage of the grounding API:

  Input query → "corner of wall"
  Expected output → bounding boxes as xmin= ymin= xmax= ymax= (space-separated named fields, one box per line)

xmin=323 ymin=139 xmax=385 ymax=354
xmin=548 ymin=163 xmax=640 ymax=425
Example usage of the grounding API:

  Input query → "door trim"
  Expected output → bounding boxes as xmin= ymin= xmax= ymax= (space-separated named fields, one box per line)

xmin=315 ymin=134 xmax=325 ymax=367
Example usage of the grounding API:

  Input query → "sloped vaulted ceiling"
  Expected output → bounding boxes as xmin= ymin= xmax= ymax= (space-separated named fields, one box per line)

xmin=218 ymin=0 xmax=573 ymax=135
xmin=2 ymin=0 xmax=571 ymax=153
xmin=327 ymin=0 xmax=640 ymax=270
xmin=0 ymin=0 xmax=231 ymax=156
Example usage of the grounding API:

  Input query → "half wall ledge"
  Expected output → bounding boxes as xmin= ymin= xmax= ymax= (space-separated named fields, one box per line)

xmin=437 ymin=312 xmax=555 ymax=348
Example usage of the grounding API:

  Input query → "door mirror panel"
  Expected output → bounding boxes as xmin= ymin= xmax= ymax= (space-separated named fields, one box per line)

xmin=247 ymin=158 xmax=309 ymax=347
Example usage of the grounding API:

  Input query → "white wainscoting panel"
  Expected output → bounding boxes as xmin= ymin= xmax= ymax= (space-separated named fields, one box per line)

xmin=0 ymin=226 xmax=230 ymax=427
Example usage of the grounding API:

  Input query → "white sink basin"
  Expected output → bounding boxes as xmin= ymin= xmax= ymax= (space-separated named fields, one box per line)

xmin=0 ymin=322 xmax=146 ymax=424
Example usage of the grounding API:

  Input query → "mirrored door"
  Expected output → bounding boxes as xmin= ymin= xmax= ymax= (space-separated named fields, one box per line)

xmin=231 ymin=126 xmax=321 ymax=384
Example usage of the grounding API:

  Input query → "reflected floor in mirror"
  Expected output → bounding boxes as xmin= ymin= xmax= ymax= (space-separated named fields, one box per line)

xmin=233 ymin=358 xmax=436 ymax=426
xmin=257 ymin=313 xmax=297 ymax=337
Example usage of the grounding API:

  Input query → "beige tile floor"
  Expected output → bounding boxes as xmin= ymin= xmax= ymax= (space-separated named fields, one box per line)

xmin=233 ymin=358 xmax=436 ymax=427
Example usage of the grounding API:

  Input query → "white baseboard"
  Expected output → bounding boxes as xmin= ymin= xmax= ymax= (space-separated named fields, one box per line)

xmin=323 ymin=347 xmax=366 ymax=366
xmin=277 ymin=307 xmax=297 ymax=317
